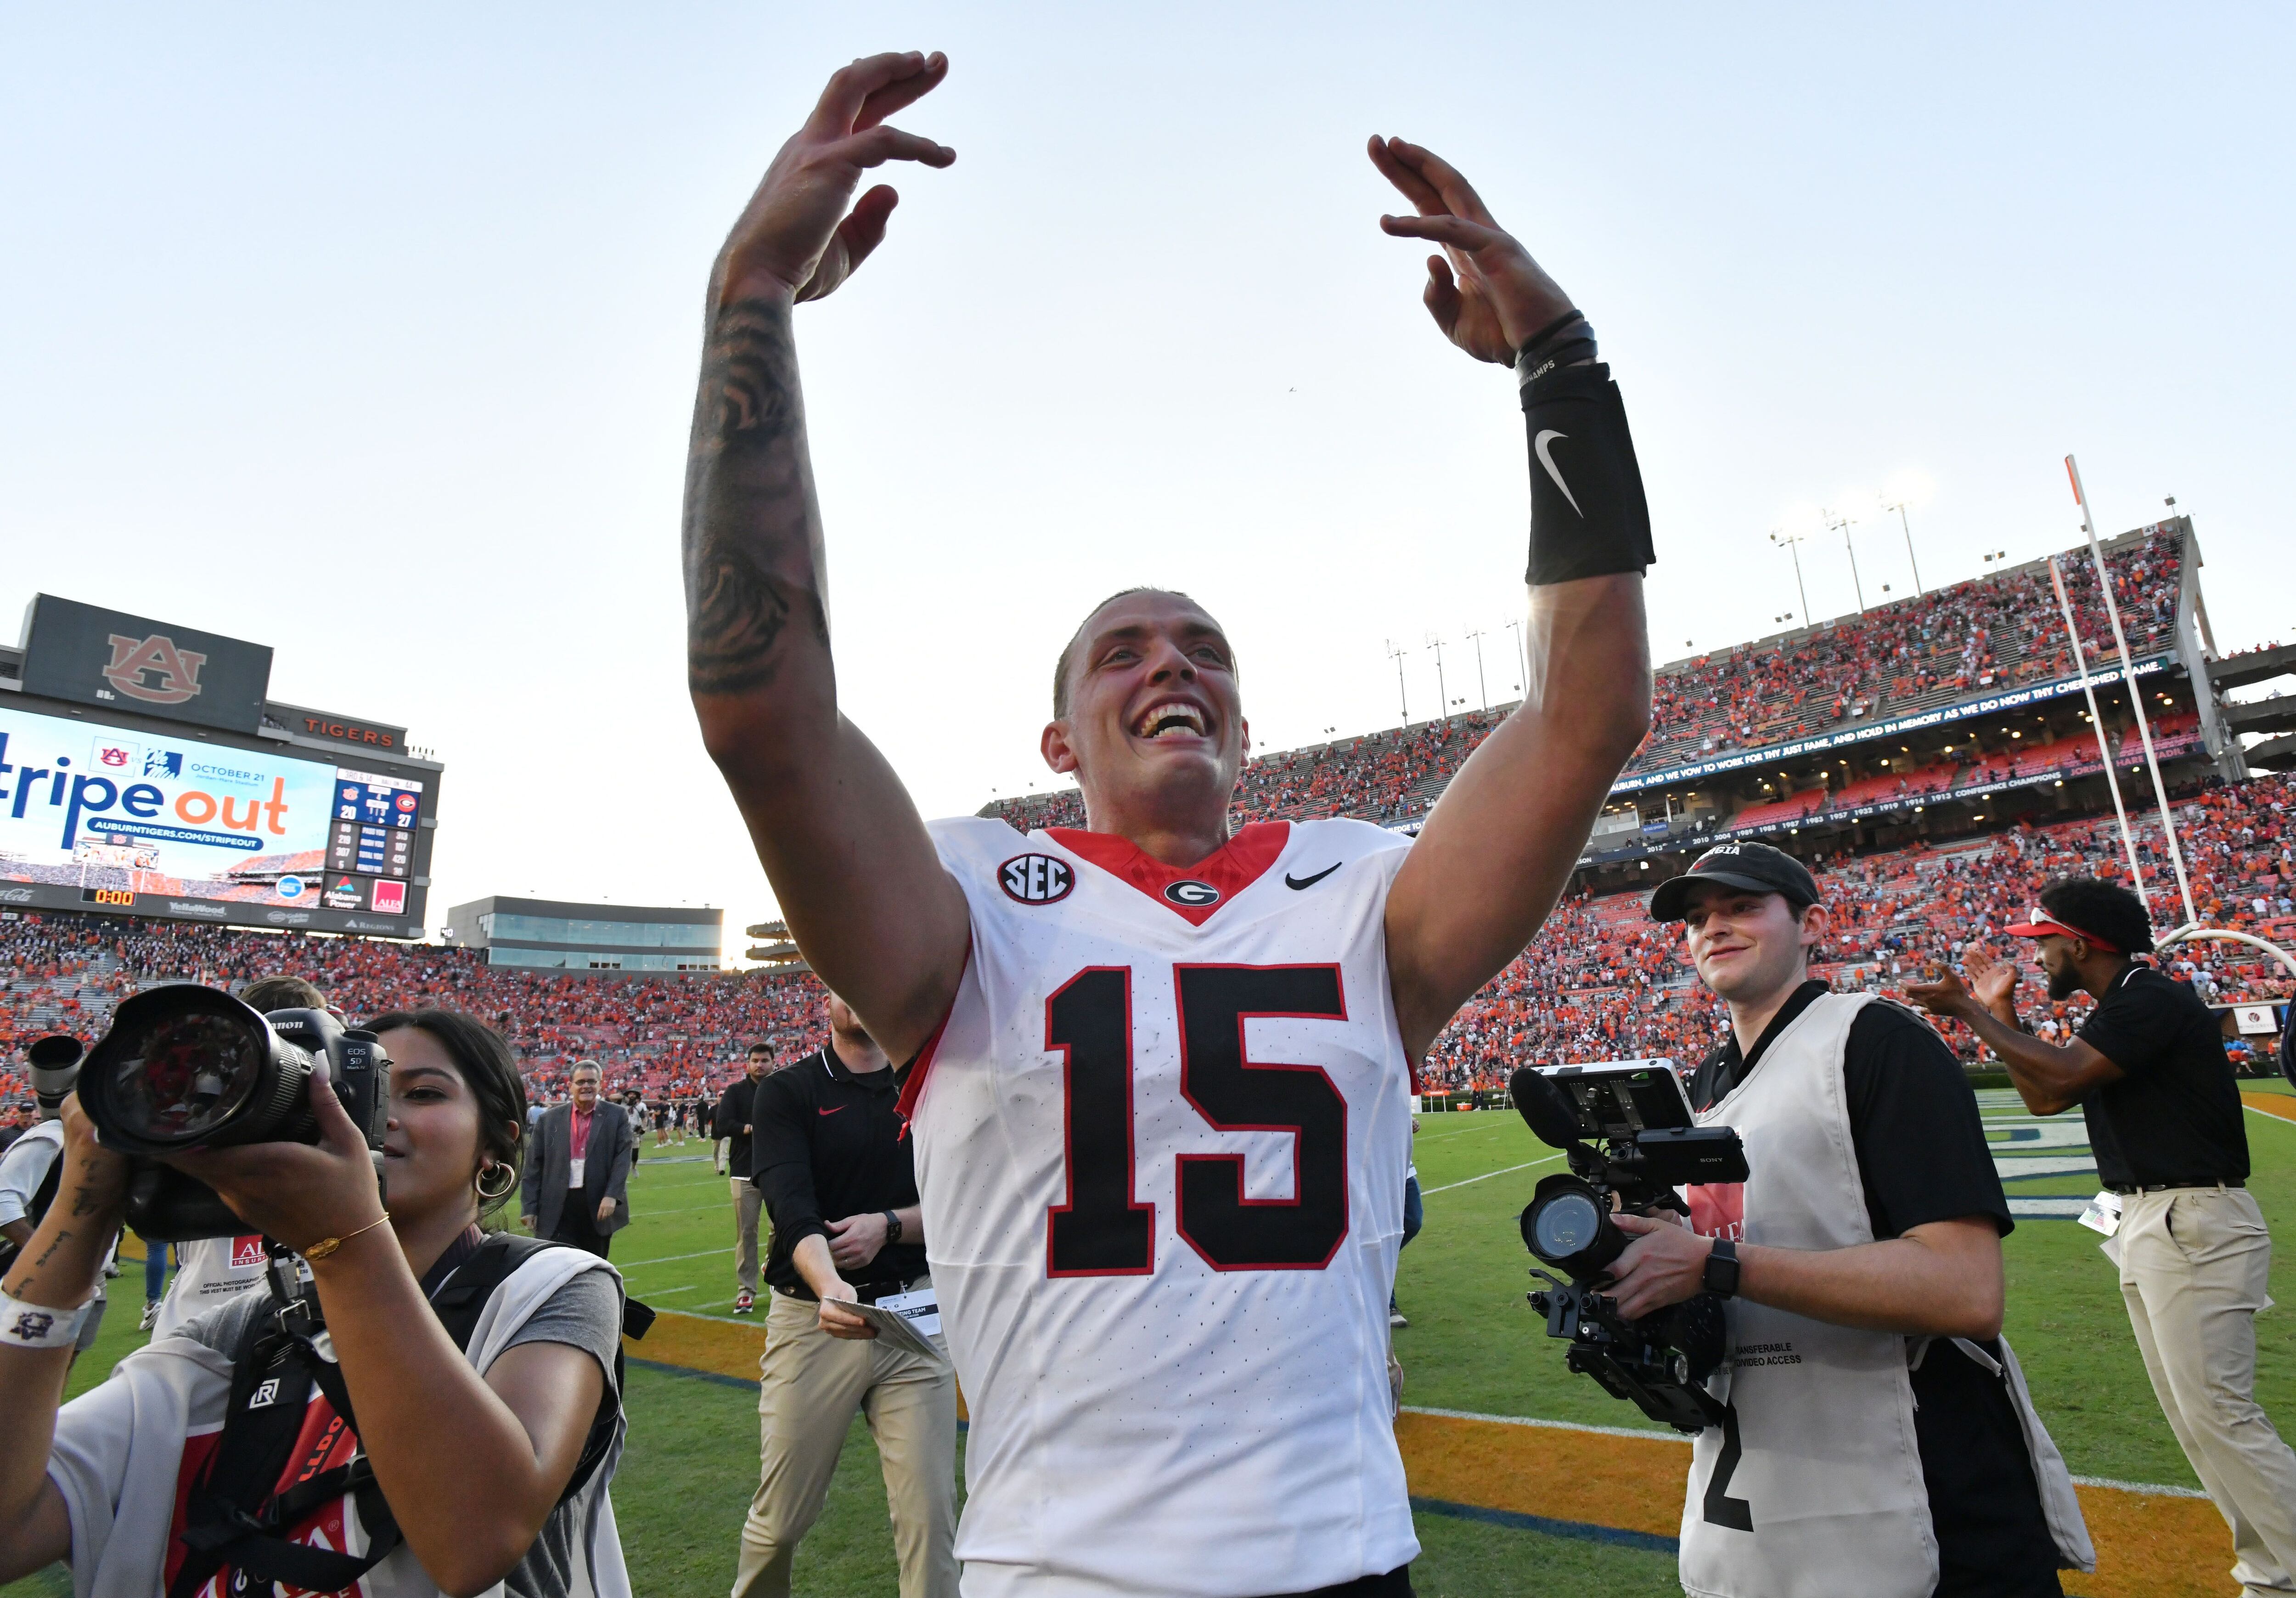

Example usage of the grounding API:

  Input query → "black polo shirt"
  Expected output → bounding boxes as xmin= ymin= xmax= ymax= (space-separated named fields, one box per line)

xmin=2075 ymin=962 xmax=2248 ymax=1189
xmin=713 ymin=1076 xmax=763 ymax=1180
xmin=1689 ymin=982 xmax=2060 ymax=1598
xmin=751 ymin=1045 xmax=925 ymax=1299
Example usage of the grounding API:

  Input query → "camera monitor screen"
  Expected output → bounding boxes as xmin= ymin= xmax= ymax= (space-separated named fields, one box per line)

xmin=0 ymin=700 xmax=427 ymax=931
xmin=1536 ymin=1062 xmax=1695 ymax=1140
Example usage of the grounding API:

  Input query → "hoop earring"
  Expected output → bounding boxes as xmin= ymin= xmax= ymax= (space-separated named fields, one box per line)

xmin=475 ymin=1162 xmax=517 ymax=1202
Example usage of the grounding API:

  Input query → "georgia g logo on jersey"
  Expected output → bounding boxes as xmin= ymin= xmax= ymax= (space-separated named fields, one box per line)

xmin=1163 ymin=879 xmax=1220 ymax=908
xmin=1001 ymin=854 xmax=1075 ymax=904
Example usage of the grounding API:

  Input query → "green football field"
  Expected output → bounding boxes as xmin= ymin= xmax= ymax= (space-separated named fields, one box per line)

xmin=11 ymin=1090 xmax=2296 ymax=1598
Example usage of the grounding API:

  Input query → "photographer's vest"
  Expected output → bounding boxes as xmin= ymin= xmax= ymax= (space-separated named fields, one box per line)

xmin=0 ymin=1121 xmax=66 ymax=1276
xmin=1678 ymin=992 xmax=1936 ymax=1598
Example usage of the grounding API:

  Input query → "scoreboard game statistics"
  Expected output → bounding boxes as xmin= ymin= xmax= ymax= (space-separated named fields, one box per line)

xmin=0 ymin=596 xmax=440 ymax=937
xmin=0 ymin=700 xmax=433 ymax=935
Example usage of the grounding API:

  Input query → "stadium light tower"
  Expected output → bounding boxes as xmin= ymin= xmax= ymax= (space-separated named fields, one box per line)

xmin=1384 ymin=638 xmax=1410 ymax=723
xmin=1424 ymin=633 xmax=1449 ymax=721
xmin=1823 ymin=506 xmax=1867 ymax=614
xmin=1880 ymin=497 xmax=1925 ymax=594
xmin=1505 ymin=618 xmax=1526 ymax=695
xmin=1463 ymin=627 xmax=1490 ymax=711
xmin=1769 ymin=527 xmax=1812 ymax=623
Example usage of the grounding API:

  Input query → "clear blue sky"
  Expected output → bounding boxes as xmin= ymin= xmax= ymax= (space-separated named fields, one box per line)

xmin=3 ymin=5 xmax=2288 ymax=951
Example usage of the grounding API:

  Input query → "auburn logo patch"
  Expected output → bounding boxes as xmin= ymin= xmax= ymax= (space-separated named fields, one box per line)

xmin=1000 ymin=854 xmax=1074 ymax=904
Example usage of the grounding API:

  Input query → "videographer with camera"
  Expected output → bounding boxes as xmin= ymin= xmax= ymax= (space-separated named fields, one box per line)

xmin=1605 ymin=843 xmax=2087 ymax=1598
xmin=0 ymin=999 xmax=634 ymax=1598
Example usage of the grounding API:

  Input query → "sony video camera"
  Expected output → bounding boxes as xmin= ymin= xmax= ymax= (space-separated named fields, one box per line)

xmin=1510 ymin=1062 xmax=1747 ymax=1433
xmin=76 ymin=986 xmax=391 ymax=1240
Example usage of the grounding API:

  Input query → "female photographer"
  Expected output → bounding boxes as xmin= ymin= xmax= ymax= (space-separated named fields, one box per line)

xmin=0 ymin=1009 xmax=632 ymax=1598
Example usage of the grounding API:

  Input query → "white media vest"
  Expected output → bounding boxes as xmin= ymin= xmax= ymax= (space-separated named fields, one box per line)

xmin=1677 ymin=990 xmax=2090 ymax=1597
xmin=1682 ymin=992 xmax=1936 ymax=1598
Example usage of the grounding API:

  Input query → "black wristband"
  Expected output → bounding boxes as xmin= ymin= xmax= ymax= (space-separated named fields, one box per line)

xmin=1514 ymin=312 xmax=1597 ymax=387
xmin=1514 ymin=308 xmax=1587 ymax=363
xmin=1522 ymin=361 xmax=1654 ymax=585
xmin=1701 ymin=1237 xmax=1739 ymax=1299
xmin=882 ymin=1209 xmax=903 ymax=1246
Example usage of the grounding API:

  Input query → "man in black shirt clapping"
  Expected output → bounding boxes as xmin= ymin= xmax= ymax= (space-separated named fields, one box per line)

xmin=1913 ymin=876 xmax=2296 ymax=1597
xmin=732 ymin=995 xmax=955 ymax=1598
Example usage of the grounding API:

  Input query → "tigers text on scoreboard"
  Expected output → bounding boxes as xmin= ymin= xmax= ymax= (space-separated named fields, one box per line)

xmin=0 ymin=594 xmax=441 ymax=938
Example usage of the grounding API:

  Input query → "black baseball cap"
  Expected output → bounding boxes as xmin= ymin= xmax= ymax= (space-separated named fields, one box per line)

xmin=1649 ymin=842 xmax=1820 ymax=922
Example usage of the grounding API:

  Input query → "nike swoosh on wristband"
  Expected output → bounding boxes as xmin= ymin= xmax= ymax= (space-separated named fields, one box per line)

xmin=1533 ymin=429 xmax=1583 ymax=517
xmin=1285 ymin=864 xmax=1342 ymax=890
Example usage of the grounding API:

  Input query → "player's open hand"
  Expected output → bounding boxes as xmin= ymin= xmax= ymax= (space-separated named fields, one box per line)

xmin=714 ymin=51 xmax=955 ymax=308
xmin=1369 ymin=137 xmax=1574 ymax=365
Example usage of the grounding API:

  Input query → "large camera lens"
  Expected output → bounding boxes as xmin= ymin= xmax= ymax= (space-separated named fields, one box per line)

xmin=1532 ymin=1190 xmax=1606 ymax=1259
xmin=1521 ymin=1173 xmax=1628 ymax=1278
xmin=79 ymin=986 xmax=316 ymax=1154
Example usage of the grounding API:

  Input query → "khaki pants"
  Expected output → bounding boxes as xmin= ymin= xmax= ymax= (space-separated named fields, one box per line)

xmin=732 ymin=1178 xmax=763 ymax=1295
xmin=2120 ymin=1186 xmax=2296 ymax=1595
xmin=731 ymin=1286 xmax=959 ymax=1598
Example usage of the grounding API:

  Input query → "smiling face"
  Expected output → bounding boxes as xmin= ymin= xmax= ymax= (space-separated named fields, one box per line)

xmin=571 ymin=1065 xmax=600 ymax=1111
xmin=1041 ymin=590 xmax=1249 ymax=838
xmin=376 ymin=1025 xmax=487 ymax=1230
xmin=1679 ymin=883 xmax=1827 ymax=1009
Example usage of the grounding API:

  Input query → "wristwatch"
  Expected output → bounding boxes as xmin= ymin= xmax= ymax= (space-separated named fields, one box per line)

xmin=1701 ymin=1237 xmax=1740 ymax=1299
xmin=882 ymin=1210 xmax=903 ymax=1246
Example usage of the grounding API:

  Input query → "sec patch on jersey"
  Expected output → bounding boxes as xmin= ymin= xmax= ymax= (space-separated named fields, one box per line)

xmin=999 ymin=853 xmax=1075 ymax=904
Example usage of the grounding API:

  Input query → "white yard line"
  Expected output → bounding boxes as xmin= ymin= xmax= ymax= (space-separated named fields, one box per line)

xmin=1400 ymin=1404 xmax=1681 ymax=1444
xmin=617 ymin=1246 xmax=734 ymax=1269
xmin=1421 ymin=1154 xmax=1561 ymax=1195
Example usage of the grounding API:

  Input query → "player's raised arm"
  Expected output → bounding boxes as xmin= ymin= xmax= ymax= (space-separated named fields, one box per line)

xmin=1368 ymin=137 xmax=1654 ymax=1058
xmin=684 ymin=52 xmax=968 ymax=1061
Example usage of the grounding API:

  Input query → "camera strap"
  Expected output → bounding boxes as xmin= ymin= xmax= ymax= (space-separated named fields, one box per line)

xmin=168 ymin=1232 xmax=598 ymax=1598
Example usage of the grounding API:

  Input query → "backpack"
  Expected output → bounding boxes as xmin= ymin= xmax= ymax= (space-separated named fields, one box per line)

xmin=166 ymin=1233 xmax=642 ymax=1598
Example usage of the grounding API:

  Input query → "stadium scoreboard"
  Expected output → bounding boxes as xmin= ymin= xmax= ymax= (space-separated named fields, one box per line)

xmin=0 ymin=594 xmax=441 ymax=938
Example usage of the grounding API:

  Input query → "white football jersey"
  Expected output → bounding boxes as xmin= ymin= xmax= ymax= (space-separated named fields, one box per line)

xmin=900 ymin=816 xmax=1421 ymax=1598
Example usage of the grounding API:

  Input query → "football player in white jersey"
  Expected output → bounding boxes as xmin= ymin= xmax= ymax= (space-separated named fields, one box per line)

xmin=683 ymin=52 xmax=1653 ymax=1598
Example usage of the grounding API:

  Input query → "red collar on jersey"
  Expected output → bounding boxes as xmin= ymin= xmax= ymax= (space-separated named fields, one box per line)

xmin=1047 ymin=821 xmax=1292 ymax=927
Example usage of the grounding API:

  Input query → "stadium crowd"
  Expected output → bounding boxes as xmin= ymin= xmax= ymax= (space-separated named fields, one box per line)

xmin=1417 ymin=769 xmax=2296 ymax=1090
xmin=6 ymin=763 xmax=2286 ymax=1119
xmin=986 ymin=527 xmax=2193 ymax=837
xmin=0 ymin=920 xmax=825 ymax=1116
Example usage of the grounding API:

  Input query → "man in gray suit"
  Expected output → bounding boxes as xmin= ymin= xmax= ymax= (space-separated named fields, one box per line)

xmin=520 ymin=1060 xmax=635 ymax=1257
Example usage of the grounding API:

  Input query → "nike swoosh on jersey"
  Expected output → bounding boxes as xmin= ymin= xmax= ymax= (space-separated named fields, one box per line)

xmin=817 ymin=1107 xmax=845 ymax=1116
xmin=1533 ymin=429 xmax=1583 ymax=517
xmin=1284 ymin=863 xmax=1342 ymax=890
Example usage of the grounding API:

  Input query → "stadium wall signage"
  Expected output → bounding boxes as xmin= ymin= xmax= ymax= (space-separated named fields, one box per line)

xmin=18 ymin=594 xmax=274 ymax=734
xmin=1603 ymin=655 xmax=2170 ymax=797
xmin=270 ymin=701 xmax=410 ymax=752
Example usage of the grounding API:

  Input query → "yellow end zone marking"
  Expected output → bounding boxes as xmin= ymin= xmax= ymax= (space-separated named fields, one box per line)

xmin=630 ymin=1313 xmax=2232 ymax=1590
xmin=2243 ymin=1091 xmax=2296 ymax=1124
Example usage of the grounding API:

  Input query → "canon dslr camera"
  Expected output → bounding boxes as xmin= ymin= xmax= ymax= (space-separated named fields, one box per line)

xmin=77 ymin=985 xmax=391 ymax=1240
xmin=1510 ymin=1062 xmax=1746 ymax=1433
